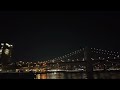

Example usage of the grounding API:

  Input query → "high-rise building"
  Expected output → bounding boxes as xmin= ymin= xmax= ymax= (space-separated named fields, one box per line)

xmin=0 ymin=43 xmax=13 ymax=66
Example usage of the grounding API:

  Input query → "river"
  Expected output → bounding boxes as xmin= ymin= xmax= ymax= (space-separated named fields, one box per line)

xmin=35 ymin=72 xmax=120 ymax=79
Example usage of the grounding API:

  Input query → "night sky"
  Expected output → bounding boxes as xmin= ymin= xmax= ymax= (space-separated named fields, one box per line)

xmin=0 ymin=11 xmax=120 ymax=61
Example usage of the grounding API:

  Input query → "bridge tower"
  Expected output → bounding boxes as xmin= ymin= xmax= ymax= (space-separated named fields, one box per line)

xmin=84 ymin=46 xmax=93 ymax=79
xmin=0 ymin=43 xmax=13 ymax=70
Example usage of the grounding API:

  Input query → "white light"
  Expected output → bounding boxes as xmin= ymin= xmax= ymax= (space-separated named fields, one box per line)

xmin=117 ymin=55 xmax=119 ymax=58
xmin=8 ymin=45 xmax=11 ymax=47
xmin=6 ymin=43 xmax=8 ymax=45
xmin=0 ymin=49 xmax=2 ymax=53
xmin=1 ymin=43 xmax=4 ymax=46
xmin=4 ymin=49 xmax=9 ymax=55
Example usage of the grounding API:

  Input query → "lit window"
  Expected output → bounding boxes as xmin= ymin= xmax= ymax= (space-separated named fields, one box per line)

xmin=4 ymin=49 xmax=9 ymax=55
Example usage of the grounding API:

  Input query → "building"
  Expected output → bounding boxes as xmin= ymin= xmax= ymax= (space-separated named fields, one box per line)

xmin=0 ymin=43 xmax=13 ymax=66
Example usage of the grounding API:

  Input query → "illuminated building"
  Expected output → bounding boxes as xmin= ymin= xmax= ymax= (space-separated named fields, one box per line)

xmin=0 ymin=43 xmax=13 ymax=66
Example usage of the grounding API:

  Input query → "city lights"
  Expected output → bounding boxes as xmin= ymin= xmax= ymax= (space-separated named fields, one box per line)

xmin=0 ymin=43 xmax=120 ymax=79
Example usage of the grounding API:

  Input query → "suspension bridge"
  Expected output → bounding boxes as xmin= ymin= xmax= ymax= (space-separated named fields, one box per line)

xmin=41 ymin=47 xmax=120 ymax=79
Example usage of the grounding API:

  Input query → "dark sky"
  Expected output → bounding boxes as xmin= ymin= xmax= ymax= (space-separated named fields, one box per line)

xmin=0 ymin=11 xmax=120 ymax=61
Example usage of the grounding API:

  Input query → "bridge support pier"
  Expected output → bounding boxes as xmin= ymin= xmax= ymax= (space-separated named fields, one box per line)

xmin=84 ymin=47 xmax=93 ymax=79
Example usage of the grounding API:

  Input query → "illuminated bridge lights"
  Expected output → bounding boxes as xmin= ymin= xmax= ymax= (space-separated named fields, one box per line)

xmin=43 ymin=47 xmax=120 ymax=67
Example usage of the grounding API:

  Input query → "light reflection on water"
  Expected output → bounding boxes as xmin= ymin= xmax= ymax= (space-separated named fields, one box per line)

xmin=36 ymin=72 xmax=120 ymax=79
xmin=36 ymin=72 xmax=87 ymax=79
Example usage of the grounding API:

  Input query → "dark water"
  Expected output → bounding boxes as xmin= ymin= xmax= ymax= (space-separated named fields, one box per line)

xmin=36 ymin=72 xmax=87 ymax=79
xmin=0 ymin=72 xmax=120 ymax=79
xmin=35 ymin=72 xmax=120 ymax=79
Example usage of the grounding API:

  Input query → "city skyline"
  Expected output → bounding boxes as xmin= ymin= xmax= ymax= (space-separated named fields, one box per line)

xmin=0 ymin=11 xmax=120 ymax=61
